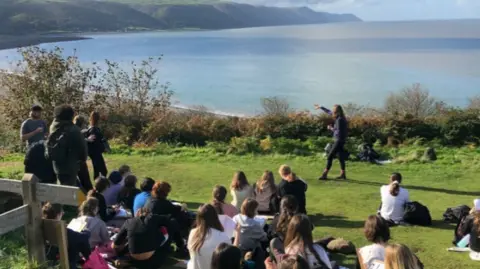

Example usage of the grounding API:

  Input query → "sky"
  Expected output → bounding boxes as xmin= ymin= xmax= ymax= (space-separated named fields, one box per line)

xmin=232 ymin=0 xmax=480 ymax=21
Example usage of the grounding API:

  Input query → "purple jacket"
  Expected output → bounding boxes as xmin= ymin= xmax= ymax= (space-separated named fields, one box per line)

xmin=320 ymin=106 xmax=348 ymax=142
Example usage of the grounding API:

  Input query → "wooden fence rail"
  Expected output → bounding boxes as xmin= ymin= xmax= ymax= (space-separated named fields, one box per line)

xmin=0 ymin=174 xmax=86 ymax=269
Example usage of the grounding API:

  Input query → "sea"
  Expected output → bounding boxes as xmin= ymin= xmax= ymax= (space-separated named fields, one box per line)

xmin=1 ymin=20 xmax=480 ymax=116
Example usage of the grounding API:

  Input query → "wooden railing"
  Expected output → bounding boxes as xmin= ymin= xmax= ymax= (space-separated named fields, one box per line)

xmin=0 ymin=174 xmax=86 ymax=268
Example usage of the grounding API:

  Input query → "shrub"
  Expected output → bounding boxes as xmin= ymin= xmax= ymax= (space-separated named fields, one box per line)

xmin=227 ymin=137 xmax=260 ymax=155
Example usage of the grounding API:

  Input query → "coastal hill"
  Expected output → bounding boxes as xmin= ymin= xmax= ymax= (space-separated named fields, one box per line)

xmin=0 ymin=0 xmax=361 ymax=35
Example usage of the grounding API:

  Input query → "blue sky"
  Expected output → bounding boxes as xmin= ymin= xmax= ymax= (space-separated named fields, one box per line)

xmin=233 ymin=0 xmax=480 ymax=21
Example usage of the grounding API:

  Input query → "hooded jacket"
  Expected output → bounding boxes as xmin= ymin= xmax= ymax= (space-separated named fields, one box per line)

xmin=233 ymin=214 xmax=267 ymax=251
xmin=48 ymin=119 xmax=87 ymax=176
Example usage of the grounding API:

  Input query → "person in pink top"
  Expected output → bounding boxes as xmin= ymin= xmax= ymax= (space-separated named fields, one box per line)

xmin=212 ymin=185 xmax=238 ymax=218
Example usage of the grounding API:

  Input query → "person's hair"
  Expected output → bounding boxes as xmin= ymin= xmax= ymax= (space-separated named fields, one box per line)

xmin=73 ymin=115 xmax=86 ymax=128
xmin=211 ymin=243 xmax=242 ymax=269
xmin=152 ymin=181 xmax=171 ymax=199
xmin=277 ymin=195 xmax=299 ymax=236
xmin=118 ymin=165 xmax=131 ymax=177
xmin=278 ymin=255 xmax=311 ymax=269
xmin=390 ymin=172 xmax=403 ymax=196
xmin=135 ymin=207 xmax=151 ymax=218
xmin=87 ymin=176 xmax=110 ymax=197
xmin=474 ymin=212 xmax=480 ymax=235
xmin=190 ymin=204 xmax=224 ymax=252
xmin=230 ymin=171 xmax=249 ymax=191
xmin=256 ymin=170 xmax=276 ymax=193
xmin=89 ymin=111 xmax=100 ymax=127
xmin=124 ymin=175 xmax=138 ymax=189
xmin=284 ymin=215 xmax=322 ymax=265
xmin=384 ymin=243 xmax=421 ymax=269
xmin=364 ymin=215 xmax=391 ymax=244
xmin=54 ymin=105 xmax=75 ymax=121
xmin=42 ymin=202 xmax=63 ymax=220
xmin=79 ymin=197 xmax=99 ymax=217
xmin=140 ymin=177 xmax=155 ymax=192
xmin=332 ymin=104 xmax=345 ymax=118
xmin=279 ymin=164 xmax=297 ymax=181
xmin=241 ymin=198 xmax=259 ymax=218
xmin=212 ymin=185 xmax=227 ymax=215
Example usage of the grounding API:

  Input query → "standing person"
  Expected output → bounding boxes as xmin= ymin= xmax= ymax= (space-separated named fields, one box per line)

xmin=20 ymin=105 xmax=47 ymax=149
xmin=187 ymin=204 xmax=231 ymax=269
xmin=230 ymin=171 xmax=254 ymax=211
xmin=277 ymin=165 xmax=308 ymax=214
xmin=133 ymin=178 xmax=155 ymax=215
xmin=74 ymin=115 xmax=93 ymax=193
xmin=316 ymin=104 xmax=348 ymax=180
xmin=379 ymin=173 xmax=410 ymax=226
xmin=384 ymin=244 xmax=423 ymax=269
xmin=253 ymin=170 xmax=277 ymax=214
xmin=86 ymin=111 xmax=108 ymax=179
xmin=47 ymin=105 xmax=88 ymax=186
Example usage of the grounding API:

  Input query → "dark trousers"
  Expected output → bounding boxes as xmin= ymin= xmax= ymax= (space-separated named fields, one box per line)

xmin=77 ymin=161 xmax=93 ymax=193
xmin=129 ymin=245 xmax=169 ymax=269
xmin=57 ymin=174 xmax=77 ymax=186
xmin=326 ymin=140 xmax=346 ymax=171
xmin=89 ymin=153 xmax=107 ymax=179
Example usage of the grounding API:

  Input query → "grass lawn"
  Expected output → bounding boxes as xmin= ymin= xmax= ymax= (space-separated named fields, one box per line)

xmin=1 ymin=146 xmax=480 ymax=268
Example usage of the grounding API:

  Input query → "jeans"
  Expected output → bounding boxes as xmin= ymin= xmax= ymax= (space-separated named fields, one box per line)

xmin=326 ymin=140 xmax=346 ymax=171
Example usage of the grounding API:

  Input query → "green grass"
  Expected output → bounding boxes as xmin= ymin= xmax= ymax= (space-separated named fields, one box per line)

xmin=1 ymin=145 xmax=480 ymax=268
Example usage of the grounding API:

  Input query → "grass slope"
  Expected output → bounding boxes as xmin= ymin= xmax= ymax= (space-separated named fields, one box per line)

xmin=1 ymin=146 xmax=479 ymax=268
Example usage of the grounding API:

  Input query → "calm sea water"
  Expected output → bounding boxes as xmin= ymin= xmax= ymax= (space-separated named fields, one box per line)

xmin=1 ymin=20 xmax=480 ymax=115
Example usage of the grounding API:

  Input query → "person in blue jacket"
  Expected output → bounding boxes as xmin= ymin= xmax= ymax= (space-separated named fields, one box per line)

xmin=315 ymin=104 xmax=348 ymax=180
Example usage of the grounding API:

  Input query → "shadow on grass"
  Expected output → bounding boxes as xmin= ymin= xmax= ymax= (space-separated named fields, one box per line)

xmin=429 ymin=219 xmax=456 ymax=231
xmin=342 ymin=179 xmax=480 ymax=196
xmin=309 ymin=214 xmax=365 ymax=229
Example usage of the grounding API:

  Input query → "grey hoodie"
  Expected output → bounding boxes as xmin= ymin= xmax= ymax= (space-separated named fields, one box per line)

xmin=69 ymin=216 xmax=109 ymax=249
xmin=233 ymin=214 xmax=267 ymax=251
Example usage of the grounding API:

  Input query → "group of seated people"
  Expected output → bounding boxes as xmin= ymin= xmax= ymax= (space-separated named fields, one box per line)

xmin=39 ymin=163 xmax=480 ymax=269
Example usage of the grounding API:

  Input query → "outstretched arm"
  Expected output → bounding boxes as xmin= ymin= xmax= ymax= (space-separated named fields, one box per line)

xmin=314 ymin=104 xmax=332 ymax=115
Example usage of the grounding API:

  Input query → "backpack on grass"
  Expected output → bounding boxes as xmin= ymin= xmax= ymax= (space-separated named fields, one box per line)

xmin=443 ymin=205 xmax=470 ymax=223
xmin=404 ymin=201 xmax=432 ymax=226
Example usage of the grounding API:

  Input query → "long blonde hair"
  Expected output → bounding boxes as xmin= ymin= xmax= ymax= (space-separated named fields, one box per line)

xmin=256 ymin=170 xmax=276 ymax=193
xmin=384 ymin=244 xmax=421 ymax=269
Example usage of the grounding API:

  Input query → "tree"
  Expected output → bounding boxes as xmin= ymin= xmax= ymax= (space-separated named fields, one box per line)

xmin=260 ymin=96 xmax=291 ymax=117
xmin=384 ymin=83 xmax=443 ymax=119
xmin=468 ymin=96 xmax=480 ymax=110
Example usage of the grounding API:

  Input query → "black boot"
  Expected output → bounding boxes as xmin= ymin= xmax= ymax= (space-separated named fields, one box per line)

xmin=335 ymin=170 xmax=347 ymax=180
xmin=319 ymin=169 xmax=329 ymax=180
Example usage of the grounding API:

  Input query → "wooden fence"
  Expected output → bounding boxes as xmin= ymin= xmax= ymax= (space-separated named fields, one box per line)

xmin=0 ymin=174 xmax=86 ymax=268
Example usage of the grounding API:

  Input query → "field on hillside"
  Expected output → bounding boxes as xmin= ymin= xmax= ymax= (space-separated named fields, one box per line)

xmin=0 ymin=146 xmax=480 ymax=268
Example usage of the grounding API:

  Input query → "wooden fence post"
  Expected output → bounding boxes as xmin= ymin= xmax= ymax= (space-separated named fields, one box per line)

xmin=22 ymin=173 xmax=46 ymax=265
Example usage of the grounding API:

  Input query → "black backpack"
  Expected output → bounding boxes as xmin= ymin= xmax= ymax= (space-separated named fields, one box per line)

xmin=45 ymin=126 xmax=70 ymax=164
xmin=443 ymin=205 xmax=471 ymax=223
xmin=404 ymin=201 xmax=432 ymax=226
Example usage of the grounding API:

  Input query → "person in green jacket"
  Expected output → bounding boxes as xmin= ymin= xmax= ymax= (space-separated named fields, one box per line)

xmin=47 ymin=105 xmax=88 ymax=186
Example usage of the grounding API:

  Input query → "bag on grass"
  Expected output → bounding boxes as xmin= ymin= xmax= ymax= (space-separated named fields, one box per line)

xmin=404 ymin=201 xmax=432 ymax=226
xmin=83 ymin=248 xmax=109 ymax=269
xmin=443 ymin=205 xmax=470 ymax=223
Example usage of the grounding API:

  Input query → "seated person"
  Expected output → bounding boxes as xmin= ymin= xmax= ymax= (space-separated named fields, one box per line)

xmin=187 ymin=204 xmax=231 ymax=269
xmin=253 ymin=171 xmax=277 ymax=215
xmin=117 ymin=174 xmax=141 ymax=211
xmin=113 ymin=208 xmax=171 ymax=269
xmin=42 ymin=202 xmax=91 ymax=269
xmin=265 ymin=255 xmax=311 ymax=269
xmin=233 ymin=198 xmax=268 ymax=252
xmin=88 ymin=176 xmax=117 ymax=223
xmin=379 ymin=173 xmax=409 ymax=225
xmin=212 ymin=185 xmax=239 ymax=218
xmin=357 ymin=215 xmax=391 ymax=269
xmin=284 ymin=215 xmax=333 ymax=269
xmin=269 ymin=195 xmax=299 ymax=242
xmin=211 ymin=243 xmax=243 ymax=269
xmin=145 ymin=181 xmax=189 ymax=255
xmin=133 ymin=178 xmax=155 ymax=215
xmin=103 ymin=170 xmax=124 ymax=206
xmin=455 ymin=199 xmax=480 ymax=244
xmin=470 ymin=212 xmax=480 ymax=261
xmin=384 ymin=243 xmax=423 ymax=269
xmin=277 ymin=165 xmax=308 ymax=214
xmin=230 ymin=171 xmax=254 ymax=211
xmin=68 ymin=197 xmax=110 ymax=249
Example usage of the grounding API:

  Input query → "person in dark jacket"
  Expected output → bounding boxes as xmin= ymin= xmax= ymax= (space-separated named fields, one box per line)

xmin=470 ymin=212 xmax=480 ymax=260
xmin=277 ymin=165 xmax=308 ymax=214
xmin=74 ymin=115 xmax=93 ymax=193
xmin=47 ymin=105 xmax=88 ymax=186
xmin=117 ymin=174 xmax=141 ymax=211
xmin=87 ymin=176 xmax=117 ymax=223
xmin=24 ymin=140 xmax=56 ymax=184
xmin=316 ymin=104 xmax=348 ymax=180
xmin=42 ymin=202 xmax=91 ymax=269
xmin=85 ymin=111 xmax=108 ymax=179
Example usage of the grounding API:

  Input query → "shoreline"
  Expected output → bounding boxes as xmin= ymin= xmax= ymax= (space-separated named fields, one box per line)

xmin=0 ymin=35 xmax=90 ymax=51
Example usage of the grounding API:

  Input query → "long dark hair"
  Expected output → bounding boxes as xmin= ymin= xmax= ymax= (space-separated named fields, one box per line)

xmin=89 ymin=111 xmax=100 ymax=127
xmin=87 ymin=176 xmax=110 ymax=197
xmin=231 ymin=171 xmax=249 ymax=191
xmin=285 ymin=215 xmax=324 ymax=266
xmin=190 ymin=204 xmax=224 ymax=252
xmin=277 ymin=195 xmax=299 ymax=236
xmin=333 ymin=104 xmax=345 ymax=118
xmin=212 ymin=185 xmax=227 ymax=215
xmin=211 ymin=243 xmax=242 ymax=269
